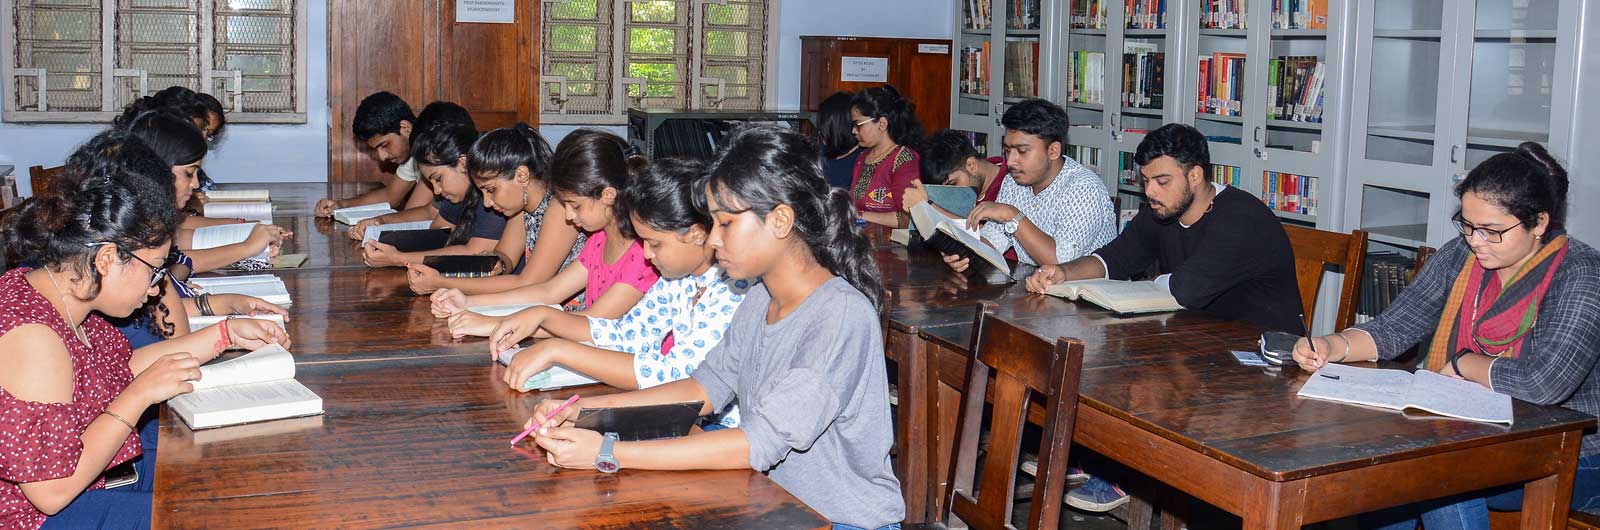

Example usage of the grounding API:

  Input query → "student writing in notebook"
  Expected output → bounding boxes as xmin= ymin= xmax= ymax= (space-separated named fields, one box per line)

xmin=487 ymin=158 xmax=750 ymax=429
xmin=0 ymin=132 xmax=288 ymax=530
xmin=940 ymin=99 xmax=1118 ymax=272
xmin=523 ymin=127 xmax=902 ymax=530
xmin=903 ymin=128 xmax=1010 ymax=217
xmin=1291 ymin=143 xmax=1600 ymax=526
xmin=357 ymin=122 xmax=520 ymax=269
xmin=312 ymin=92 xmax=437 ymax=217
xmin=1024 ymin=123 xmax=1302 ymax=512
xmin=427 ymin=130 xmax=657 ymax=325
xmin=405 ymin=124 xmax=586 ymax=294
xmin=848 ymin=85 xmax=923 ymax=228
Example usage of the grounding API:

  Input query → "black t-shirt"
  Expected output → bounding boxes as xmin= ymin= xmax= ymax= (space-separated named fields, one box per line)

xmin=436 ymin=197 xmax=511 ymax=242
xmin=1094 ymin=185 xmax=1305 ymax=332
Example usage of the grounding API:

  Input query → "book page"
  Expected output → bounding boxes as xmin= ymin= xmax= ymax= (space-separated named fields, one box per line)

xmin=333 ymin=204 xmax=396 ymax=225
xmin=935 ymin=218 xmax=1009 ymax=274
xmin=191 ymin=274 xmax=280 ymax=287
xmin=205 ymin=189 xmax=270 ymax=202
xmin=194 ymin=278 xmax=291 ymax=305
xmin=203 ymin=202 xmax=273 ymax=223
xmin=1077 ymin=279 xmax=1183 ymax=313
xmin=1402 ymin=370 xmax=1514 ymax=424
xmin=169 ymin=379 xmax=322 ymax=430
xmin=188 ymin=313 xmax=286 ymax=333
xmin=470 ymin=303 xmax=560 ymax=317
xmin=191 ymin=223 xmax=269 ymax=262
xmin=192 ymin=344 xmax=297 ymax=390
xmin=907 ymin=200 xmax=952 ymax=240
xmin=1296 ymin=363 xmax=1412 ymax=410
xmin=363 ymin=220 xmax=434 ymax=241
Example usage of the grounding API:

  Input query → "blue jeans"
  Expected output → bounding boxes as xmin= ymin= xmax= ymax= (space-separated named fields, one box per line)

xmin=41 ymin=416 xmax=159 ymax=529
xmin=833 ymin=524 xmax=900 ymax=530
xmin=1364 ymin=454 xmax=1600 ymax=530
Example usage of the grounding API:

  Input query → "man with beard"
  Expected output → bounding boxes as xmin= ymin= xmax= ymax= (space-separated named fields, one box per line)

xmin=1026 ymin=123 xmax=1303 ymax=334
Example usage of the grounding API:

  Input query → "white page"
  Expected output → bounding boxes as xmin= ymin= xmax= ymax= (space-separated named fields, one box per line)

xmin=195 ymin=278 xmax=291 ymax=305
xmin=495 ymin=347 xmax=600 ymax=391
xmin=203 ymin=202 xmax=274 ymax=223
xmin=205 ymin=189 xmax=270 ymax=202
xmin=936 ymin=220 xmax=1009 ymax=274
xmin=1402 ymin=370 xmax=1514 ymax=424
xmin=191 ymin=222 xmax=269 ymax=262
xmin=191 ymin=344 xmax=297 ymax=390
xmin=363 ymin=220 xmax=435 ymax=242
xmin=169 ymin=379 xmax=323 ymax=430
xmin=190 ymin=274 xmax=280 ymax=287
xmin=469 ymin=303 xmax=560 ymax=317
xmin=1296 ymin=363 xmax=1413 ymax=410
xmin=188 ymin=313 xmax=286 ymax=333
xmin=333 ymin=203 xmax=397 ymax=225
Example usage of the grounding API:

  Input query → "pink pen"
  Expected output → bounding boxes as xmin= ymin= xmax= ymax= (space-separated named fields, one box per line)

xmin=509 ymin=394 xmax=580 ymax=446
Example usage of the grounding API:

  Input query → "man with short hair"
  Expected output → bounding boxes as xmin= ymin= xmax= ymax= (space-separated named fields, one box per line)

xmin=314 ymin=91 xmax=436 ymax=217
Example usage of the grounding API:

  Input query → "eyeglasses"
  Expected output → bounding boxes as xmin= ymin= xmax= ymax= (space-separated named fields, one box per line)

xmin=87 ymin=242 xmax=168 ymax=288
xmin=851 ymin=117 xmax=876 ymax=130
xmin=1452 ymin=214 xmax=1524 ymax=244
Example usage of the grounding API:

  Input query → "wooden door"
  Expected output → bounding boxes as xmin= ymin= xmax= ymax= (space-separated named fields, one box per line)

xmin=800 ymin=36 xmax=952 ymax=132
xmin=327 ymin=0 xmax=539 ymax=194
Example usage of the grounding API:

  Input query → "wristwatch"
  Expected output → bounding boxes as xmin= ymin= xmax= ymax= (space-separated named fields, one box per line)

xmin=1002 ymin=212 xmax=1028 ymax=235
xmin=595 ymin=432 xmax=621 ymax=473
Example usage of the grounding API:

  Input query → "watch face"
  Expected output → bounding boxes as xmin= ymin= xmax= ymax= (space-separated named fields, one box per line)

xmin=596 ymin=460 xmax=619 ymax=473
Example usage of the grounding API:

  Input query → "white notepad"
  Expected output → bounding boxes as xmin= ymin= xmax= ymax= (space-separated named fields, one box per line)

xmin=1297 ymin=363 xmax=1513 ymax=424
xmin=168 ymin=344 xmax=324 ymax=430
xmin=205 ymin=189 xmax=270 ymax=202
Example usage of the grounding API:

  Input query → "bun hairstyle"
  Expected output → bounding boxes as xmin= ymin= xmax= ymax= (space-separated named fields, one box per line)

xmin=1455 ymin=141 xmax=1569 ymax=232
xmin=2 ymin=131 xmax=180 ymax=296
xmin=548 ymin=129 xmax=647 ymax=198
xmin=113 ymin=86 xmax=224 ymax=141
xmin=617 ymin=157 xmax=709 ymax=240
xmin=704 ymin=125 xmax=884 ymax=309
xmin=850 ymin=84 xmax=925 ymax=149
xmin=410 ymin=121 xmax=486 ymax=245
xmin=468 ymin=122 xmax=555 ymax=183
xmin=124 ymin=109 xmax=208 ymax=168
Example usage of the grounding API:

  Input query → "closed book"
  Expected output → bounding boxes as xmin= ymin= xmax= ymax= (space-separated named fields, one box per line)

xmin=923 ymin=184 xmax=980 ymax=218
xmin=574 ymin=402 xmax=704 ymax=441
xmin=167 ymin=344 xmax=324 ymax=430
xmin=377 ymin=228 xmax=452 ymax=252
xmin=423 ymin=255 xmax=500 ymax=278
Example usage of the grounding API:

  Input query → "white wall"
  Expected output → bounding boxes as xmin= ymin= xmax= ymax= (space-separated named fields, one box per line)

xmin=0 ymin=1 xmax=331 ymax=196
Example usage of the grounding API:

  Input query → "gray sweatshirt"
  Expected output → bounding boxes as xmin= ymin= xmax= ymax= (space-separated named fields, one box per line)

xmin=692 ymin=277 xmax=905 ymax=528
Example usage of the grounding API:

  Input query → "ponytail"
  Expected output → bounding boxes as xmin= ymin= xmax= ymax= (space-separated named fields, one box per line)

xmin=705 ymin=125 xmax=884 ymax=308
xmin=851 ymin=84 xmax=924 ymax=149
xmin=1455 ymin=141 xmax=1569 ymax=232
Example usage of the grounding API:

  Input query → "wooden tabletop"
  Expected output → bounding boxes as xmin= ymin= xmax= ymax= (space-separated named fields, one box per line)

xmin=153 ymin=183 xmax=829 ymax=529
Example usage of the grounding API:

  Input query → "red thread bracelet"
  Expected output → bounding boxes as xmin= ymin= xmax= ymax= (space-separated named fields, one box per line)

xmin=214 ymin=318 xmax=232 ymax=354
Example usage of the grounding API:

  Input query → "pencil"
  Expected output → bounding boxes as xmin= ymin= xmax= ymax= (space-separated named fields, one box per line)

xmin=510 ymin=394 xmax=581 ymax=446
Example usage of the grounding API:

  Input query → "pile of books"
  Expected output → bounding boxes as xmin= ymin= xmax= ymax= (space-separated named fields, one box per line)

xmin=1071 ymin=0 xmax=1106 ymax=29
xmin=1211 ymin=164 xmax=1242 ymax=187
xmin=1126 ymin=0 xmax=1167 ymax=29
xmin=959 ymin=44 xmax=990 ymax=96
xmin=1355 ymin=252 xmax=1420 ymax=324
xmin=1066 ymin=51 xmax=1106 ymax=105
xmin=1272 ymin=0 xmax=1328 ymax=30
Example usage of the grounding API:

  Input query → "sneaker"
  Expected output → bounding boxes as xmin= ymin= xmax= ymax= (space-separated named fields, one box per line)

xmin=1019 ymin=457 xmax=1091 ymax=484
xmin=1065 ymin=475 xmax=1130 ymax=513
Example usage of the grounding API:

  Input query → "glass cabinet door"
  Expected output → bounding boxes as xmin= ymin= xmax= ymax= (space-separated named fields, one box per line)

xmin=1461 ymin=0 xmax=1564 ymax=168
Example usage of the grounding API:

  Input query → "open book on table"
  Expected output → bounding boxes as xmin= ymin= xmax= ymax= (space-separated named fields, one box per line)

xmin=332 ymin=203 xmax=396 ymax=225
xmin=496 ymin=346 xmax=600 ymax=391
xmin=167 ymin=344 xmax=324 ymax=430
xmin=187 ymin=313 xmax=286 ymax=333
xmin=361 ymin=220 xmax=434 ymax=242
xmin=468 ymin=303 xmax=562 ymax=317
xmin=907 ymin=200 xmax=1010 ymax=276
xmin=191 ymin=223 xmax=270 ymax=264
xmin=1297 ymin=363 xmax=1513 ymax=424
xmin=205 ymin=189 xmax=270 ymax=202
xmin=203 ymin=201 xmax=274 ymax=223
xmin=189 ymin=274 xmax=292 ymax=306
xmin=1044 ymin=278 xmax=1183 ymax=314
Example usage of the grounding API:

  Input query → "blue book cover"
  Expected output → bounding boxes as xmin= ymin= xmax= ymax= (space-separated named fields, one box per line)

xmin=924 ymin=184 xmax=980 ymax=218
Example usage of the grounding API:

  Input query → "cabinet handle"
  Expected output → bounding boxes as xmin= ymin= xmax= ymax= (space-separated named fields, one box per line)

xmin=1254 ymin=126 xmax=1263 ymax=143
xmin=1450 ymin=145 xmax=1462 ymax=165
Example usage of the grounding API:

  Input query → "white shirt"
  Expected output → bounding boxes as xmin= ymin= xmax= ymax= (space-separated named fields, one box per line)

xmin=980 ymin=156 xmax=1118 ymax=266
xmin=395 ymin=158 xmax=420 ymax=182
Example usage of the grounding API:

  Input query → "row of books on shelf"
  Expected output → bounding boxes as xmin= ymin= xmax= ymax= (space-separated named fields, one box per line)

xmin=1197 ymin=52 xmax=1245 ymax=116
xmin=1267 ymin=56 xmax=1326 ymax=123
xmin=1003 ymin=40 xmax=1041 ymax=98
xmin=962 ymin=0 xmax=1042 ymax=30
xmin=1069 ymin=1 xmax=1167 ymax=30
xmin=1210 ymin=164 xmax=1242 ymax=187
xmin=1355 ymin=252 xmax=1419 ymax=324
xmin=1122 ymin=45 xmax=1164 ymax=109
xmin=1263 ymin=171 xmax=1318 ymax=216
xmin=1272 ymin=0 xmax=1328 ymax=30
xmin=959 ymin=44 xmax=990 ymax=96
xmin=1065 ymin=51 xmax=1106 ymax=105
xmin=1066 ymin=144 xmax=1103 ymax=173
xmin=1117 ymin=152 xmax=1139 ymax=187
xmin=1201 ymin=0 xmax=1247 ymax=29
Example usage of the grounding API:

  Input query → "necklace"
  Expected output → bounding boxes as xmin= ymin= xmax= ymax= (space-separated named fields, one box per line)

xmin=45 ymin=269 xmax=91 ymax=347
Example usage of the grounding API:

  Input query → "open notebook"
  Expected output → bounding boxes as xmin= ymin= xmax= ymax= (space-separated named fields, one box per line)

xmin=1044 ymin=278 xmax=1183 ymax=314
xmin=333 ymin=203 xmax=396 ymax=225
xmin=168 ymin=344 xmax=324 ymax=430
xmin=907 ymin=200 xmax=1010 ymax=275
xmin=189 ymin=274 xmax=292 ymax=306
xmin=203 ymin=201 xmax=274 ymax=223
xmin=1297 ymin=363 xmax=1513 ymax=424
xmin=190 ymin=223 xmax=270 ymax=265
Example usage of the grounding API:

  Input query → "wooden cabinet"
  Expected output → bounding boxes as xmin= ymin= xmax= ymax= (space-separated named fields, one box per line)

xmin=327 ymin=0 xmax=538 ymax=195
xmin=800 ymin=36 xmax=953 ymax=132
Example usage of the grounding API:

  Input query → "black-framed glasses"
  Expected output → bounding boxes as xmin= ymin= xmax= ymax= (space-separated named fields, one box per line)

xmin=1452 ymin=214 xmax=1524 ymax=244
xmin=88 ymin=242 xmax=168 ymax=288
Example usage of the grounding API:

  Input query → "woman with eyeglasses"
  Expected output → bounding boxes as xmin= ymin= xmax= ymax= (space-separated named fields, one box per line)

xmin=0 ymin=132 xmax=289 ymax=529
xmin=848 ymin=85 xmax=924 ymax=228
xmin=1291 ymin=142 xmax=1600 ymax=526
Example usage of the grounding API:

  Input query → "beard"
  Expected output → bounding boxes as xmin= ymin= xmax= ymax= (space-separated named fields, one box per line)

xmin=1151 ymin=184 xmax=1196 ymax=222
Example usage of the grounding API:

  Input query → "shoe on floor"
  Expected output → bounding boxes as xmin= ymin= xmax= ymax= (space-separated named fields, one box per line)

xmin=1018 ymin=457 xmax=1090 ymax=484
xmin=1065 ymin=475 xmax=1129 ymax=513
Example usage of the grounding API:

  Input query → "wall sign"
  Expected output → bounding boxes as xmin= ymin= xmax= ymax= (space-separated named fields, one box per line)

xmin=457 ymin=0 xmax=514 ymax=23
xmin=840 ymin=56 xmax=890 ymax=83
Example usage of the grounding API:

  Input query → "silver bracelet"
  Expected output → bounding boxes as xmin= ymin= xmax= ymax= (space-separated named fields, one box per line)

xmin=1333 ymin=330 xmax=1354 ymax=362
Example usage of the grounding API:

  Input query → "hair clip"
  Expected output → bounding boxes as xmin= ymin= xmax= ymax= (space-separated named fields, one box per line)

xmin=623 ymin=144 xmax=643 ymax=158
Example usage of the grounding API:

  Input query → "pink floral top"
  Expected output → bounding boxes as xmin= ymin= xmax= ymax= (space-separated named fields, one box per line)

xmin=575 ymin=230 xmax=660 ymax=307
xmin=0 ymin=268 xmax=141 ymax=529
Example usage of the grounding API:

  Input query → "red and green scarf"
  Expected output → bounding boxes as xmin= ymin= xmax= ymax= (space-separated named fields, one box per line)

xmin=1424 ymin=234 xmax=1570 ymax=371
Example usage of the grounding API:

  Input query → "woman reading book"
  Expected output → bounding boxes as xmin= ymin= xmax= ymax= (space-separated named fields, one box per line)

xmin=404 ymin=123 xmax=586 ymax=295
xmin=426 ymin=129 xmax=657 ymax=324
xmin=521 ymin=127 xmax=902 ymax=530
xmin=1292 ymin=142 xmax=1600 ymax=525
xmin=0 ymin=132 xmax=289 ymax=529
xmin=488 ymin=158 xmax=749 ymax=429
xmin=358 ymin=121 xmax=521 ymax=270
xmin=848 ymin=85 xmax=923 ymax=228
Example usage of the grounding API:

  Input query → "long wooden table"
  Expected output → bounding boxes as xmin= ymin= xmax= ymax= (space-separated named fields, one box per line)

xmin=152 ymin=184 xmax=829 ymax=529
xmin=876 ymin=229 xmax=1596 ymax=530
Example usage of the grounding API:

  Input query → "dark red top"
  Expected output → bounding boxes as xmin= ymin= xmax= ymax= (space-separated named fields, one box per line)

xmin=851 ymin=145 xmax=921 ymax=213
xmin=0 ymin=268 xmax=141 ymax=529
xmin=981 ymin=156 xmax=1008 ymax=203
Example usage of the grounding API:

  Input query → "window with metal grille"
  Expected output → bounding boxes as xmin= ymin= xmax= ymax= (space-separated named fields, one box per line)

xmin=3 ymin=0 xmax=306 ymax=123
xmin=542 ymin=0 xmax=771 ymax=123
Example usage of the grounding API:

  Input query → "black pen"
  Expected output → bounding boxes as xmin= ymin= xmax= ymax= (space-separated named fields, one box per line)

xmin=1301 ymin=313 xmax=1321 ymax=366
xmin=1320 ymin=373 xmax=1341 ymax=380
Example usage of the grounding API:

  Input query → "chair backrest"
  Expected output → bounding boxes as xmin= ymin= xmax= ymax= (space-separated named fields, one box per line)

xmin=944 ymin=302 xmax=1086 ymax=530
xmin=29 ymin=165 xmax=66 ymax=198
xmin=1283 ymin=225 xmax=1368 ymax=332
xmin=1413 ymin=246 xmax=1437 ymax=279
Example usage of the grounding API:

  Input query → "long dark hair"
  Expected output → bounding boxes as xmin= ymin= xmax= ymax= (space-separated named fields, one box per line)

xmin=851 ymin=85 xmax=924 ymax=149
xmin=1456 ymin=142 xmax=1569 ymax=232
xmin=817 ymin=91 xmax=859 ymax=158
xmin=704 ymin=126 xmax=883 ymax=308
xmin=411 ymin=121 xmax=485 ymax=245
xmin=468 ymin=122 xmax=555 ymax=184
xmin=3 ymin=131 xmax=180 ymax=298
xmin=549 ymin=129 xmax=645 ymax=199
xmin=618 ymin=157 xmax=709 ymax=240
xmin=123 ymin=109 xmax=208 ymax=167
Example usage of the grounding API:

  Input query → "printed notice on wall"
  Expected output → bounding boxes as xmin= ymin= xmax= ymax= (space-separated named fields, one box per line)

xmin=457 ymin=0 xmax=514 ymax=23
xmin=840 ymin=57 xmax=890 ymax=82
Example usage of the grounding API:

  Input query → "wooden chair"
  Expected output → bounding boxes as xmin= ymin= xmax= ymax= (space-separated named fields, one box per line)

xmin=912 ymin=302 xmax=1086 ymax=529
xmin=1283 ymin=225 xmax=1369 ymax=332
xmin=1414 ymin=245 xmax=1437 ymax=277
xmin=28 ymin=165 xmax=66 ymax=198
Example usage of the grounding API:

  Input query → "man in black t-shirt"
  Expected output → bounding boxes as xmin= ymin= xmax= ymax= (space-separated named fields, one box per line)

xmin=1026 ymin=123 xmax=1304 ymax=333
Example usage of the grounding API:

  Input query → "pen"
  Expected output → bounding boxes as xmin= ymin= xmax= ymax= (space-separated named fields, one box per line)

xmin=1300 ymin=313 xmax=1321 ymax=366
xmin=510 ymin=394 xmax=581 ymax=446
xmin=1320 ymin=373 xmax=1341 ymax=380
